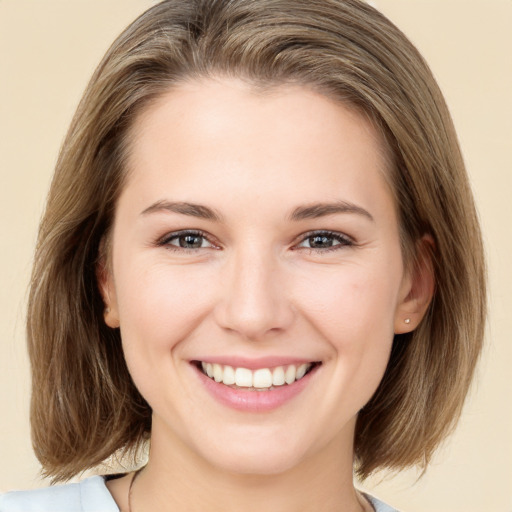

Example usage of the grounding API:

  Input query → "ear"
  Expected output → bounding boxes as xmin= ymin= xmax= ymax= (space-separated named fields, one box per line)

xmin=96 ymin=237 xmax=120 ymax=329
xmin=394 ymin=235 xmax=435 ymax=334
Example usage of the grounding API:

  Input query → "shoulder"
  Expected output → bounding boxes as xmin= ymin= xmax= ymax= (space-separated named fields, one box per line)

xmin=364 ymin=492 xmax=401 ymax=512
xmin=0 ymin=476 xmax=119 ymax=512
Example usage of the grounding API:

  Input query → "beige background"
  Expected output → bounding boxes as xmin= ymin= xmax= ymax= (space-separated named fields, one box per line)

xmin=0 ymin=1 xmax=510 ymax=511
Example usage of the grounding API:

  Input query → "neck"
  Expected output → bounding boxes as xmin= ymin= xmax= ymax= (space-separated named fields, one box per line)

xmin=132 ymin=419 xmax=365 ymax=512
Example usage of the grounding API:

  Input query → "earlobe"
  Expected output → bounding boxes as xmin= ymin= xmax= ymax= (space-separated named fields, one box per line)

xmin=103 ymin=303 xmax=120 ymax=329
xmin=394 ymin=235 xmax=435 ymax=334
xmin=96 ymin=239 xmax=120 ymax=329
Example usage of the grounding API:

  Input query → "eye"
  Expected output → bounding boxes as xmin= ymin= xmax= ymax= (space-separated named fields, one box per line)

xmin=159 ymin=230 xmax=216 ymax=250
xmin=295 ymin=231 xmax=354 ymax=252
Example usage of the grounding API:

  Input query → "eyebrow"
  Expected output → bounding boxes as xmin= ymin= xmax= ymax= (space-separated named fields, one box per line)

xmin=141 ymin=201 xmax=223 ymax=222
xmin=289 ymin=201 xmax=374 ymax=222
xmin=141 ymin=199 xmax=373 ymax=223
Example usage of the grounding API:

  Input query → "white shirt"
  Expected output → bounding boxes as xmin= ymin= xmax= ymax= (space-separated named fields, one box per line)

xmin=0 ymin=476 xmax=399 ymax=511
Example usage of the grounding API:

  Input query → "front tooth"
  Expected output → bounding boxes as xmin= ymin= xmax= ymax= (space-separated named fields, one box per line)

xmin=206 ymin=363 xmax=214 ymax=378
xmin=253 ymin=368 xmax=272 ymax=388
xmin=272 ymin=366 xmax=285 ymax=386
xmin=235 ymin=367 xmax=253 ymax=387
xmin=285 ymin=365 xmax=296 ymax=384
xmin=222 ymin=365 xmax=236 ymax=385
xmin=296 ymin=363 xmax=309 ymax=380
xmin=213 ymin=364 xmax=223 ymax=382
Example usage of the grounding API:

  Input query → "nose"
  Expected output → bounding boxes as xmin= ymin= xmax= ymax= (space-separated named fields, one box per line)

xmin=214 ymin=247 xmax=295 ymax=340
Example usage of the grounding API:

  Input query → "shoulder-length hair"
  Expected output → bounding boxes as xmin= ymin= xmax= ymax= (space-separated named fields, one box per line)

xmin=28 ymin=0 xmax=486 ymax=482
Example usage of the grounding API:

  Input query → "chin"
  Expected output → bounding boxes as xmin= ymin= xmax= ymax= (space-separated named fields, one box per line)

xmin=190 ymin=426 xmax=313 ymax=476
xmin=208 ymin=447 xmax=307 ymax=476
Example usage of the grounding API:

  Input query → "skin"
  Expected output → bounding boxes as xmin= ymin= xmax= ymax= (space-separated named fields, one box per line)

xmin=101 ymin=78 xmax=433 ymax=512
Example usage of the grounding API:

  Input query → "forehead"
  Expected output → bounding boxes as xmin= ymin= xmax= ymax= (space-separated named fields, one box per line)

xmin=121 ymin=78 xmax=395 ymax=218
xmin=132 ymin=78 xmax=388 ymax=145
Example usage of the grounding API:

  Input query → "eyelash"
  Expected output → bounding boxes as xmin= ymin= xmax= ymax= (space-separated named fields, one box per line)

xmin=293 ymin=230 xmax=354 ymax=253
xmin=157 ymin=230 xmax=217 ymax=252
xmin=156 ymin=229 xmax=354 ymax=254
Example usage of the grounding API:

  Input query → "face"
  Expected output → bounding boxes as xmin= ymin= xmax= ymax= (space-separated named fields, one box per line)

xmin=101 ymin=78 xmax=419 ymax=476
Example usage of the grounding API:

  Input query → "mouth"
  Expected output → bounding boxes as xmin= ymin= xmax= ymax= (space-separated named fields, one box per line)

xmin=193 ymin=361 xmax=321 ymax=391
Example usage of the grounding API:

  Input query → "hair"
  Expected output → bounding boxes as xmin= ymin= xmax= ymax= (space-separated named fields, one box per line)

xmin=27 ymin=0 xmax=486 ymax=482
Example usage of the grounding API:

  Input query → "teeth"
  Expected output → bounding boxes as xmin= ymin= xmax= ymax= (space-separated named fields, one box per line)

xmin=223 ymin=365 xmax=236 ymax=385
xmin=296 ymin=363 xmax=308 ymax=380
xmin=199 ymin=362 xmax=314 ymax=389
xmin=253 ymin=368 xmax=272 ymax=388
xmin=204 ymin=362 xmax=214 ymax=378
xmin=285 ymin=365 xmax=296 ymax=384
xmin=235 ymin=367 xmax=253 ymax=387
xmin=272 ymin=366 xmax=285 ymax=386
xmin=213 ymin=364 xmax=223 ymax=382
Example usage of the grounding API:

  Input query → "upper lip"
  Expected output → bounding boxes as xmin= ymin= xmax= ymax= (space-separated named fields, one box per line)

xmin=191 ymin=356 xmax=321 ymax=370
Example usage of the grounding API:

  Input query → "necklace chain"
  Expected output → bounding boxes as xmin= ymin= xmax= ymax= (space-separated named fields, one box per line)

xmin=126 ymin=467 xmax=373 ymax=512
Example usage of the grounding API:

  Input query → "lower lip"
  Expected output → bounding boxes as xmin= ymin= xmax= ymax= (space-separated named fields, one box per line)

xmin=193 ymin=364 xmax=318 ymax=412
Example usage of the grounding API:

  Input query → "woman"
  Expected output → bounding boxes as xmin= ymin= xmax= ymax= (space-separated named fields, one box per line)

xmin=0 ymin=1 xmax=486 ymax=511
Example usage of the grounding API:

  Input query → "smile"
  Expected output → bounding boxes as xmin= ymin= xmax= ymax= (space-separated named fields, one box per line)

xmin=198 ymin=362 xmax=318 ymax=390
xmin=192 ymin=359 xmax=321 ymax=411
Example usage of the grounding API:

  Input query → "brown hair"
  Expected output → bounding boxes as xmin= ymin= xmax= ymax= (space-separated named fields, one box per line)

xmin=27 ymin=0 xmax=486 ymax=482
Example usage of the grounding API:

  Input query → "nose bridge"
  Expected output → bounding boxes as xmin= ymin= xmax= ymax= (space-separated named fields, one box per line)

xmin=215 ymin=244 xmax=293 ymax=339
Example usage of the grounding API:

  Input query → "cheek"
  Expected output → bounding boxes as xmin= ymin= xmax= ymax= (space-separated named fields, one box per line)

xmin=294 ymin=263 xmax=399 ymax=346
xmin=114 ymin=259 xmax=215 ymax=354
xmin=283 ymin=263 xmax=401 ymax=430
xmin=292 ymin=262 xmax=399 ymax=399
xmin=114 ymin=261 xmax=218 ymax=406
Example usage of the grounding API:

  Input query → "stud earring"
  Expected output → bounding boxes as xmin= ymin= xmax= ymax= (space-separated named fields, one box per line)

xmin=404 ymin=318 xmax=411 ymax=324
xmin=105 ymin=307 xmax=111 ymax=314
